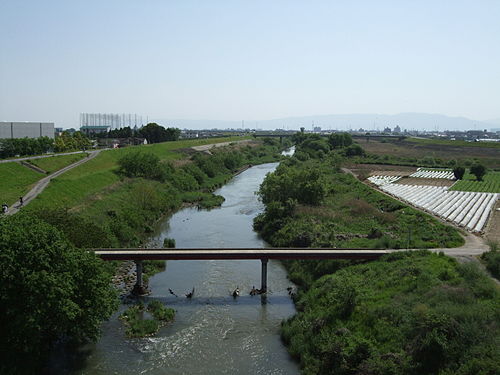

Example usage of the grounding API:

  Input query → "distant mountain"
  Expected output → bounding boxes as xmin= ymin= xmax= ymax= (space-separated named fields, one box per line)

xmin=152 ymin=113 xmax=494 ymax=132
xmin=483 ymin=118 xmax=500 ymax=128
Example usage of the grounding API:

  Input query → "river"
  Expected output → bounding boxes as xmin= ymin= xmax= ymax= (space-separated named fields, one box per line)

xmin=56 ymin=156 xmax=299 ymax=374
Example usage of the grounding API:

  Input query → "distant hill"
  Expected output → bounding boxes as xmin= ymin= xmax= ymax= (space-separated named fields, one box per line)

xmin=152 ymin=113 xmax=494 ymax=131
xmin=483 ymin=119 xmax=500 ymax=130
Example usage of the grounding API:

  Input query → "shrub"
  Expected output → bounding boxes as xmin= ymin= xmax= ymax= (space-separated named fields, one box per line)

xmin=163 ymin=237 xmax=176 ymax=248
xmin=117 ymin=151 xmax=165 ymax=181
xmin=481 ymin=242 xmax=500 ymax=279
xmin=453 ymin=166 xmax=465 ymax=180
xmin=470 ymin=163 xmax=487 ymax=181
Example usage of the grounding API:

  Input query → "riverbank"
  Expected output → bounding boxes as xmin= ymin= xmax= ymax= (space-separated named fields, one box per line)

xmin=25 ymin=138 xmax=285 ymax=250
xmin=49 ymin=156 xmax=300 ymax=375
xmin=252 ymin=134 xmax=499 ymax=374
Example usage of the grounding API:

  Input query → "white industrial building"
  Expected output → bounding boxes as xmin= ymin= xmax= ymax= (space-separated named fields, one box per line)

xmin=0 ymin=122 xmax=55 ymax=139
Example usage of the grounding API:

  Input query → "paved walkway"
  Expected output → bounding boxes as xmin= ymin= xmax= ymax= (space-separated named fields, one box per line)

xmin=0 ymin=150 xmax=91 ymax=164
xmin=5 ymin=150 xmax=102 ymax=215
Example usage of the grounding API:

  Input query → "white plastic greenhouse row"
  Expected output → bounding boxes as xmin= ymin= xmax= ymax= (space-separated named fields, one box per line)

xmin=380 ymin=184 xmax=498 ymax=233
xmin=367 ymin=175 xmax=401 ymax=186
xmin=410 ymin=169 xmax=455 ymax=180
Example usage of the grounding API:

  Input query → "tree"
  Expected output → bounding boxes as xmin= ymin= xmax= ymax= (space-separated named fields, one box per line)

xmin=117 ymin=151 xmax=165 ymax=181
xmin=328 ymin=133 xmax=353 ymax=149
xmin=344 ymin=144 xmax=365 ymax=157
xmin=0 ymin=214 xmax=118 ymax=374
xmin=470 ymin=163 xmax=486 ymax=181
xmin=138 ymin=123 xmax=180 ymax=143
xmin=453 ymin=166 xmax=465 ymax=180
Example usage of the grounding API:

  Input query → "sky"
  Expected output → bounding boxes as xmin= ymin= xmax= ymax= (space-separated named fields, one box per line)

xmin=1 ymin=0 xmax=499 ymax=128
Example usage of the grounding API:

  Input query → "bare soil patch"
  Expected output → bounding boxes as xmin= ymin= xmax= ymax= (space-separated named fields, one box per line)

xmin=346 ymin=163 xmax=416 ymax=178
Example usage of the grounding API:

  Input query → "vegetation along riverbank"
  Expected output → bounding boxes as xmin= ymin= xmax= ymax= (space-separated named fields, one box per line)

xmin=254 ymin=132 xmax=499 ymax=374
xmin=0 ymin=136 xmax=288 ymax=373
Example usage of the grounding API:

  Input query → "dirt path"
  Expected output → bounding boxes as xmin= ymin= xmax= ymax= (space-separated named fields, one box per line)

xmin=6 ymin=150 xmax=102 ymax=215
xmin=191 ymin=139 xmax=252 ymax=152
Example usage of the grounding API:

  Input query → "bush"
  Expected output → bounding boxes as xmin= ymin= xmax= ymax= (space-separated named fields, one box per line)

xmin=163 ymin=237 xmax=176 ymax=248
xmin=147 ymin=300 xmax=175 ymax=321
xmin=453 ymin=166 xmax=465 ymax=180
xmin=117 ymin=151 xmax=165 ymax=181
xmin=470 ymin=163 xmax=487 ymax=181
xmin=481 ymin=242 xmax=500 ymax=279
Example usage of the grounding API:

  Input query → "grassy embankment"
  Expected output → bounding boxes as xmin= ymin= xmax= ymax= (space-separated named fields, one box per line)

xmin=451 ymin=170 xmax=500 ymax=193
xmin=0 ymin=162 xmax=45 ymax=206
xmin=28 ymin=152 xmax=87 ymax=174
xmin=254 ymin=157 xmax=463 ymax=251
xmin=23 ymin=136 xmax=285 ymax=249
xmin=1 ymin=153 xmax=89 ymax=206
xmin=282 ymin=250 xmax=500 ymax=375
xmin=354 ymin=137 xmax=500 ymax=170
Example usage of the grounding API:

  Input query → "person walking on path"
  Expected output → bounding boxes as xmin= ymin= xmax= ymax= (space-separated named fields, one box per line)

xmin=19 ymin=196 xmax=23 ymax=207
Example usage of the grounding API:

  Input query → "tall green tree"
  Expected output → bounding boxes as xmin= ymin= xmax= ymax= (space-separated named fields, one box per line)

xmin=328 ymin=132 xmax=353 ymax=149
xmin=453 ymin=166 xmax=465 ymax=180
xmin=0 ymin=214 xmax=118 ymax=374
xmin=138 ymin=123 xmax=180 ymax=143
xmin=470 ymin=163 xmax=487 ymax=181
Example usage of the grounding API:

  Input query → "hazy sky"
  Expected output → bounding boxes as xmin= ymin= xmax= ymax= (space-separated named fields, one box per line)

xmin=1 ymin=0 xmax=499 ymax=128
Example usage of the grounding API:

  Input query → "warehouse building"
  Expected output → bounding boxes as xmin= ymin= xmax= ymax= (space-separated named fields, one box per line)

xmin=0 ymin=122 xmax=55 ymax=139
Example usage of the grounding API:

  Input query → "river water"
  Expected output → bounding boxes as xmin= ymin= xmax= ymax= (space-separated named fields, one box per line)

xmin=59 ymin=157 xmax=299 ymax=374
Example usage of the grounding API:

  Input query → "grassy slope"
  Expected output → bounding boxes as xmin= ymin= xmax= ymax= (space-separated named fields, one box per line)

xmin=451 ymin=171 xmax=500 ymax=193
xmin=26 ymin=137 xmax=246 ymax=211
xmin=0 ymin=163 xmax=44 ymax=206
xmin=282 ymin=251 xmax=500 ymax=375
xmin=28 ymin=153 xmax=86 ymax=174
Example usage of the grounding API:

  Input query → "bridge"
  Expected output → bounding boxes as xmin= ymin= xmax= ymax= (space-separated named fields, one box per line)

xmin=95 ymin=248 xmax=388 ymax=295
xmin=252 ymin=133 xmax=405 ymax=144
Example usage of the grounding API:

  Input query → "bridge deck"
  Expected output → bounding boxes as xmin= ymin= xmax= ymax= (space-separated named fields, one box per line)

xmin=95 ymin=248 xmax=389 ymax=261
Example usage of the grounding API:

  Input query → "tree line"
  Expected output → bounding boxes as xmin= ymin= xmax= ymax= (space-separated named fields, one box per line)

xmin=95 ymin=123 xmax=180 ymax=144
xmin=0 ymin=131 xmax=91 ymax=159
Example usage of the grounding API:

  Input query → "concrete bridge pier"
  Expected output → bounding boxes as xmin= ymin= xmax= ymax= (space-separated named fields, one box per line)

xmin=260 ymin=258 xmax=268 ymax=293
xmin=131 ymin=260 xmax=147 ymax=295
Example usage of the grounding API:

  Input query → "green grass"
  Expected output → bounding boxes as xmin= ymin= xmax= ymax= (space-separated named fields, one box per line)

xmin=0 ymin=163 xmax=44 ymax=206
xmin=28 ymin=153 xmax=87 ymax=174
xmin=26 ymin=137 xmax=246 ymax=211
xmin=407 ymin=137 xmax=500 ymax=148
xmin=451 ymin=171 xmax=500 ymax=193
xmin=281 ymin=251 xmax=500 ymax=375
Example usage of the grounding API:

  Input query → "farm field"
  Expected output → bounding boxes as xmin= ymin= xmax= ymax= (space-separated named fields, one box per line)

xmin=28 ymin=153 xmax=87 ymax=174
xmin=358 ymin=138 xmax=500 ymax=169
xmin=368 ymin=176 xmax=498 ymax=233
xmin=451 ymin=171 xmax=500 ymax=193
xmin=0 ymin=163 xmax=44 ymax=206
